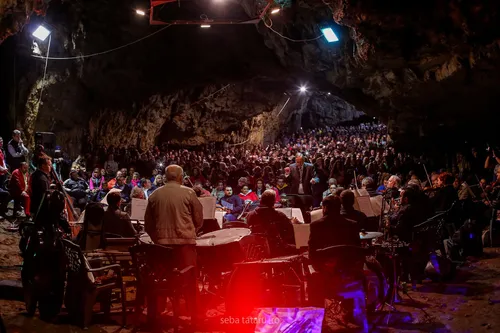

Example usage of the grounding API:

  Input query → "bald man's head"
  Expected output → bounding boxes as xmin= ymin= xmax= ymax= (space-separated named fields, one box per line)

xmin=165 ymin=165 xmax=183 ymax=184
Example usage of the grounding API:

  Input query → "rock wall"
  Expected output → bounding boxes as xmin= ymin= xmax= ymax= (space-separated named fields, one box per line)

xmin=4 ymin=0 xmax=497 ymax=152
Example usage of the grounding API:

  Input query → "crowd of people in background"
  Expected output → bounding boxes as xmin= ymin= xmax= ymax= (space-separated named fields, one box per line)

xmin=1 ymin=123 xmax=500 ymax=223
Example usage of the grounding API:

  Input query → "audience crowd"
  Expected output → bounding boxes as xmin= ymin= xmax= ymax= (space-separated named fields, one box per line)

xmin=1 ymin=123 xmax=499 ymax=221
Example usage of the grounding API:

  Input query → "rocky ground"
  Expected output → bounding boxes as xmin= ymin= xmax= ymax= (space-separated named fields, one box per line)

xmin=1 ymin=219 xmax=500 ymax=332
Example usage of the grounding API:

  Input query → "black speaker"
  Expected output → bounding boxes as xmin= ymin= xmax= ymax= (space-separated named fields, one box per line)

xmin=35 ymin=132 xmax=56 ymax=157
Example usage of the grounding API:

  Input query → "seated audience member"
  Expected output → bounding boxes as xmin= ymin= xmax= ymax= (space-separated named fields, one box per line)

xmin=340 ymin=189 xmax=367 ymax=228
xmin=238 ymin=185 xmax=258 ymax=204
xmin=323 ymin=178 xmax=337 ymax=198
xmin=193 ymin=181 xmax=211 ymax=197
xmin=141 ymin=178 xmax=156 ymax=199
xmin=63 ymin=170 xmax=89 ymax=209
xmin=114 ymin=174 xmax=132 ymax=203
xmin=190 ymin=167 xmax=206 ymax=185
xmin=9 ymin=162 xmax=31 ymax=218
xmin=153 ymin=174 xmax=164 ymax=187
xmin=220 ymin=186 xmax=243 ymax=221
xmin=376 ymin=175 xmax=390 ymax=194
xmin=323 ymin=184 xmax=337 ymax=199
xmin=130 ymin=172 xmax=141 ymax=187
xmin=211 ymin=181 xmax=225 ymax=202
xmin=254 ymin=179 xmax=265 ymax=199
xmin=96 ymin=182 xmax=110 ymax=202
xmin=107 ymin=170 xmax=123 ymax=189
xmin=89 ymin=168 xmax=105 ymax=192
xmin=102 ymin=192 xmax=137 ymax=237
xmin=246 ymin=190 xmax=296 ymax=257
xmin=276 ymin=176 xmax=289 ymax=195
xmin=265 ymin=183 xmax=282 ymax=204
xmin=361 ymin=177 xmax=378 ymax=197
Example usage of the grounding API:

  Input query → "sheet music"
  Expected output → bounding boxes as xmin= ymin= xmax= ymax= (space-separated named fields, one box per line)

xmin=276 ymin=208 xmax=293 ymax=219
xmin=198 ymin=196 xmax=216 ymax=219
xmin=310 ymin=209 xmax=323 ymax=222
xmin=130 ymin=198 xmax=148 ymax=221
xmin=356 ymin=196 xmax=376 ymax=217
xmin=100 ymin=188 xmax=121 ymax=205
xmin=293 ymin=224 xmax=310 ymax=249
xmin=221 ymin=200 xmax=234 ymax=211
xmin=370 ymin=195 xmax=383 ymax=216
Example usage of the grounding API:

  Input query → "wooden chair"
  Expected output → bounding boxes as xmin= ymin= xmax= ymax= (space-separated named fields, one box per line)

xmin=129 ymin=243 xmax=196 ymax=332
xmin=61 ymin=239 xmax=126 ymax=329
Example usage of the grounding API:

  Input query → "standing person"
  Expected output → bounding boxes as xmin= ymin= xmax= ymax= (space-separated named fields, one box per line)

xmin=144 ymin=165 xmax=203 ymax=319
xmin=29 ymin=155 xmax=52 ymax=218
xmin=6 ymin=130 xmax=29 ymax=171
xmin=289 ymin=153 xmax=317 ymax=214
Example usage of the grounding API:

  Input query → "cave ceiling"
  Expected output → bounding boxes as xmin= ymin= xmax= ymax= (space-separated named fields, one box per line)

xmin=0 ymin=0 xmax=500 ymax=153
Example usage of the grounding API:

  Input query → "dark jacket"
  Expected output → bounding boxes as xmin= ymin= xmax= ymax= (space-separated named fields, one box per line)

xmin=246 ymin=206 xmax=296 ymax=257
xmin=430 ymin=185 xmax=457 ymax=212
xmin=341 ymin=207 xmax=367 ymax=229
xmin=289 ymin=162 xmax=316 ymax=195
xmin=220 ymin=195 xmax=243 ymax=214
xmin=308 ymin=213 xmax=361 ymax=266
xmin=389 ymin=204 xmax=421 ymax=242
xmin=114 ymin=183 xmax=132 ymax=202
xmin=6 ymin=139 xmax=27 ymax=171
xmin=63 ymin=178 xmax=88 ymax=199
xmin=102 ymin=207 xmax=137 ymax=237
xmin=29 ymin=169 xmax=51 ymax=216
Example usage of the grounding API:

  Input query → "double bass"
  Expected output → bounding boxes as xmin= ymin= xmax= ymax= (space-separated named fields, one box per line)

xmin=50 ymin=168 xmax=79 ymax=223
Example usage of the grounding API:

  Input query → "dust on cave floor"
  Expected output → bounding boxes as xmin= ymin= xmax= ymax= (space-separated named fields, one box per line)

xmin=2 ymin=221 xmax=500 ymax=333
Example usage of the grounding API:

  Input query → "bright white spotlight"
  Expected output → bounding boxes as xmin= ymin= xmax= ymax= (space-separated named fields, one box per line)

xmin=271 ymin=8 xmax=280 ymax=14
xmin=201 ymin=25 xmax=211 ymax=28
xmin=32 ymin=25 xmax=51 ymax=42
xmin=136 ymin=9 xmax=146 ymax=16
xmin=327 ymin=92 xmax=331 ymax=95
xmin=299 ymin=86 xmax=307 ymax=93
xmin=321 ymin=27 xmax=339 ymax=43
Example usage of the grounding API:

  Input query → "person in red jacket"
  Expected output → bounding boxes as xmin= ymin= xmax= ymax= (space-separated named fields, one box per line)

xmin=9 ymin=162 xmax=31 ymax=217
xmin=238 ymin=185 xmax=258 ymax=204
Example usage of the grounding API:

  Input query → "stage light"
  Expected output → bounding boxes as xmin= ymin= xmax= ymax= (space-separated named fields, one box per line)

xmin=32 ymin=25 xmax=51 ymax=42
xmin=327 ymin=92 xmax=331 ymax=95
xmin=136 ymin=9 xmax=146 ymax=16
xmin=321 ymin=27 xmax=339 ymax=43
xmin=271 ymin=8 xmax=280 ymax=14
xmin=201 ymin=25 xmax=211 ymax=28
xmin=299 ymin=86 xmax=307 ymax=93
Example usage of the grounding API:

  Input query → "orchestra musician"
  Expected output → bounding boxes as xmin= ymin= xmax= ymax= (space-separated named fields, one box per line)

xmin=246 ymin=189 xmax=296 ymax=257
xmin=29 ymin=155 xmax=52 ymax=218
xmin=430 ymin=172 xmax=458 ymax=212
xmin=308 ymin=195 xmax=362 ymax=306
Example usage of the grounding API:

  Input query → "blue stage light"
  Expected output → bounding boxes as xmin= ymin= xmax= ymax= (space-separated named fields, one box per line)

xmin=321 ymin=28 xmax=339 ymax=42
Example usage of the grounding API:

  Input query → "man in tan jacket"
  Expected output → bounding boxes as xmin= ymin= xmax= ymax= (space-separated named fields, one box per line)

xmin=144 ymin=164 xmax=203 ymax=319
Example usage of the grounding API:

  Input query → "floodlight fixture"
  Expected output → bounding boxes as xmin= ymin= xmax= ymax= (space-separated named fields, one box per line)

xmin=32 ymin=25 xmax=51 ymax=42
xmin=271 ymin=8 xmax=280 ymax=14
xmin=136 ymin=9 xmax=146 ymax=16
xmin=299 ymin=86 xmax=307 ymax=93
xmin=321 ymin=27 xmax=339 ymax=43
xmin=201 ymin=25 xmax=211 ymax=28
